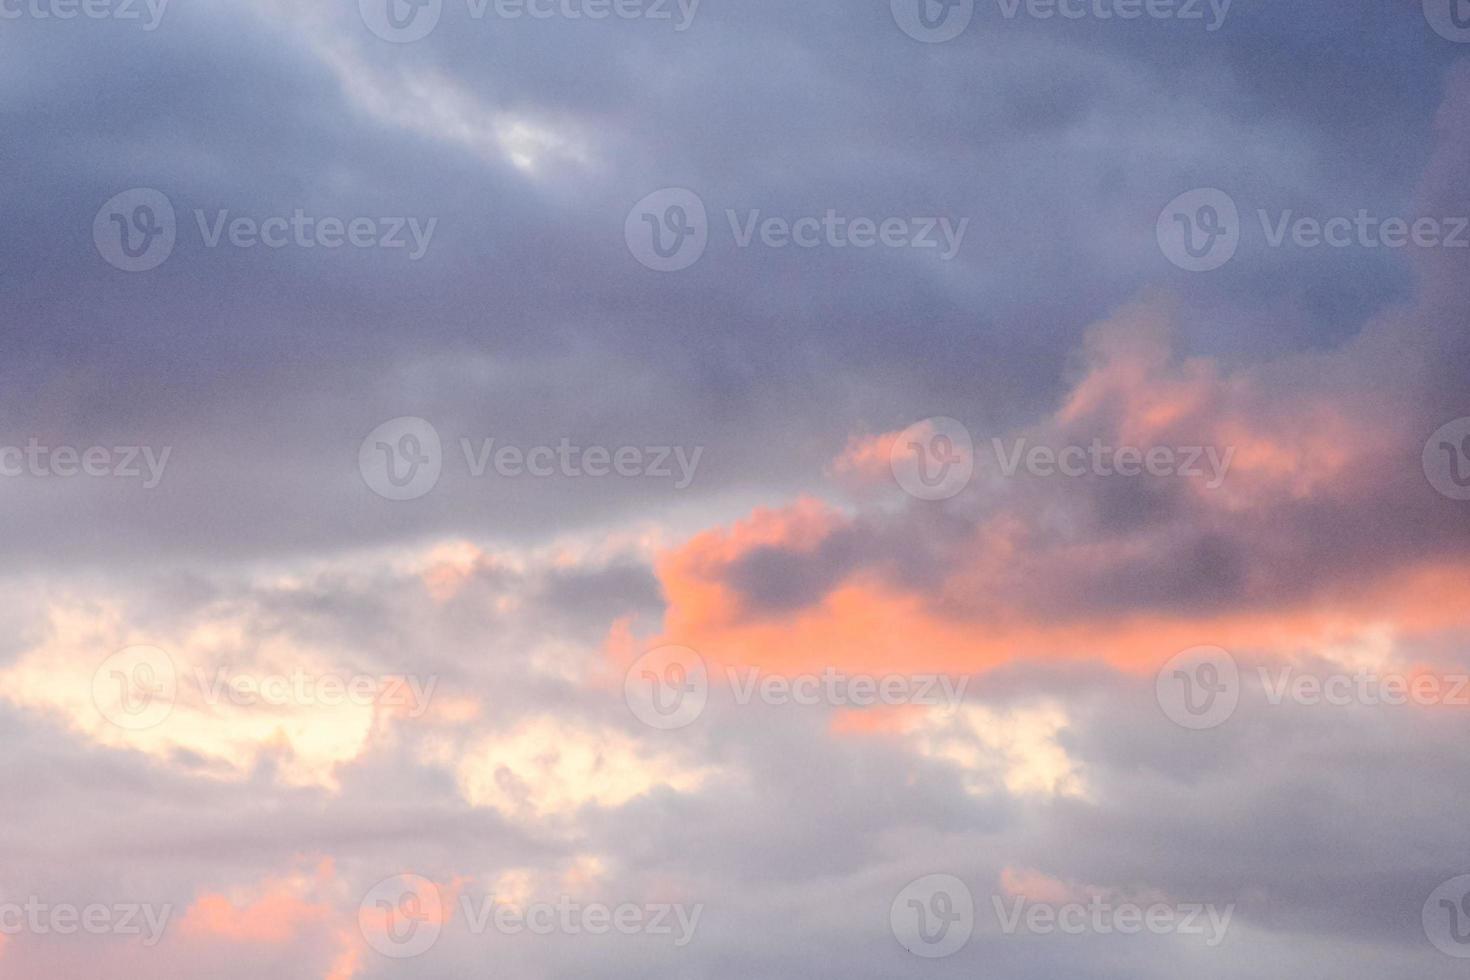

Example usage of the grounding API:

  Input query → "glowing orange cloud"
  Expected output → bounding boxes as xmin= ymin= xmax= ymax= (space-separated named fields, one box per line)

xmin=631 ymin=303 xmax=1470 ymax=682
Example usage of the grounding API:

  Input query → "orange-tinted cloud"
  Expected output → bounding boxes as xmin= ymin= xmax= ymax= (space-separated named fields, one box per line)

xmin=634 ymin=297 xmax=1470 ymax=681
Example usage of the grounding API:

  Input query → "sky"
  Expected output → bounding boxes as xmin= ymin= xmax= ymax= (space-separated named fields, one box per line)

xmin=2 ymin=0 xmax=1470 ymax=976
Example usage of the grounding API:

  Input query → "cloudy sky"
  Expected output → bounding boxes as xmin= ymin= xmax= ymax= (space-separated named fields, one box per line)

xmin=3 ymin=0 xmax=1470 ymax=976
